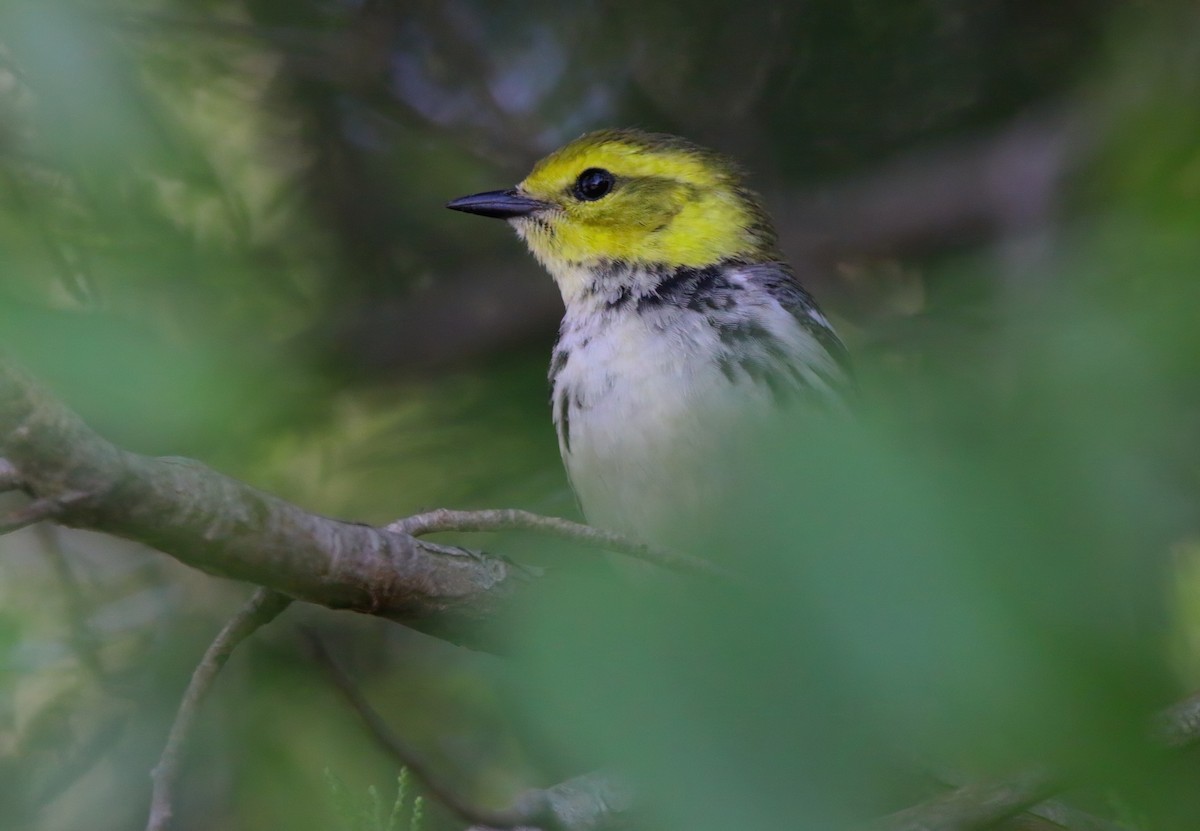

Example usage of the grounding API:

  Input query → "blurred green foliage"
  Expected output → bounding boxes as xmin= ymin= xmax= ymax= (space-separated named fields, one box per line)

xmin=2 ymin=0 xmax=1200 ymax=830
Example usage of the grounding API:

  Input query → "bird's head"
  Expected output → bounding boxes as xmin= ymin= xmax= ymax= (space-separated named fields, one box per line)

xmin=447 ymin=129 xmax=781 ymax=301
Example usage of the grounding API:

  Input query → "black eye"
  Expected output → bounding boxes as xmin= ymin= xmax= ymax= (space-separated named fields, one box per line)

xmin=573 ymin=168 xmax=615 ymax=201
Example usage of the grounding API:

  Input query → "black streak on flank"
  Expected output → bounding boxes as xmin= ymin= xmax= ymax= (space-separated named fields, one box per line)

xmin=549 ymin=348 xmax=568 ymax=386
xmin=558 ymin=392 xmax=572 ymax=453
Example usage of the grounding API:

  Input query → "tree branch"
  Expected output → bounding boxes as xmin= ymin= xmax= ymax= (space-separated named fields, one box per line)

xmin=147 ymin=588 xmax=293 ymax=831
xmin=0 ymin=357 xmax=540 ymax=649
xmin=391 ymin=508 xmax=735 ymax=581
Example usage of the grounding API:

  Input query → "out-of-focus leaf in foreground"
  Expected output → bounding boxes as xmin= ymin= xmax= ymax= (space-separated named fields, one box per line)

xmin=513 ymin=284 xmax=1198 ymax=829
xmin=509 ymin=14 xmax=1200 ymax=822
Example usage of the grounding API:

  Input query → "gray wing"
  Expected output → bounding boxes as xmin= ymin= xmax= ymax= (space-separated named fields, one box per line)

xmin=739 ymin=262 xmax=852 ymax=377
xmin=710 ymin=261 xmax=853 ymax=406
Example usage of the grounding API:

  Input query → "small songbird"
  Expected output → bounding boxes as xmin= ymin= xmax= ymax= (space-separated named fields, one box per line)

xmin=448 ymin=129 xmax=850 ymax=550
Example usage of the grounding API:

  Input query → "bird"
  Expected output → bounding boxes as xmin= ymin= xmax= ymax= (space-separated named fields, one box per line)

xmin=447 ymin=129 xmax=851 ymax=552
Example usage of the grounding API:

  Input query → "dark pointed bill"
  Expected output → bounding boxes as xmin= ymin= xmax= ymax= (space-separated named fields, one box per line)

xmin=445 ymin=189 xmax=549 ymax=219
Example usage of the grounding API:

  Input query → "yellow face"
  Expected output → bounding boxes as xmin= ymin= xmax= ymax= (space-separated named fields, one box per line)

xmin=447 ymin=130 xmax=779 ymax=298
xmin=516 ymin=130 xmax=777 ymax=275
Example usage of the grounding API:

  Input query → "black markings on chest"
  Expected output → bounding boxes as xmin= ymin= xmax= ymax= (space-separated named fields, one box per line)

xmin=549 ymin=346 xmax=569 ymax=387
xmin=549 ymin=340 xmax=584 ymax=453
xmin=599 ymin=263 xmax=743 ymax=313
xmin=557 ymin=388 xmax=573 ymax=453
xmin=552 ymin=382 xmax=589 ymax=454
xmin=549 ymin=342 xmax=570 ymax=452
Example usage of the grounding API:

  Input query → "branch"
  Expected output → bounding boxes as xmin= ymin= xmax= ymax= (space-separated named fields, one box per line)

xmin=0 ymin=357 xmax=540 ymax=648
xmin=391 ymin=508 xmax=735 ymax=581
xmin=147 ymin=588 xmax=293 ymax=831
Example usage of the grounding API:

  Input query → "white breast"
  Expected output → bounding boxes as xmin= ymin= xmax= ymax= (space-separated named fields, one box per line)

xmin=552 ymin=310 xmax=834 ymax=550
xmin=546 ymin=259 xmax=849 ymax=550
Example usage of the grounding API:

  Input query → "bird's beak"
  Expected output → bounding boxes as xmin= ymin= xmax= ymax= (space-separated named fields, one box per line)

xmin=445 ymin=189 xmax=550 ymax=219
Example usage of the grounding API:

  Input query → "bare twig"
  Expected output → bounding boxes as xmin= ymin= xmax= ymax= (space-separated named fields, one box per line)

xmin=146 ymin=588 xmax=293 ymax=831
xmin=305 ymin=630 xmax=555 ymax=830
xmin=390 ymin=508 xmax=736 ymax=581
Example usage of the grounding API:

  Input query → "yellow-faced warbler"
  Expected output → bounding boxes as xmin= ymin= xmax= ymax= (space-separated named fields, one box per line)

xmin=448 ymin=129 xmax=850 ymax=549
